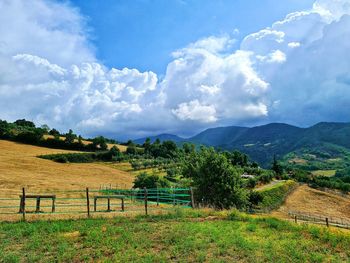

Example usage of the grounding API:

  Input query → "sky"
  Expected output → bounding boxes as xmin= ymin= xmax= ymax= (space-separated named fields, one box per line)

xmin=0 ymin=0 xmax=350 ymax=140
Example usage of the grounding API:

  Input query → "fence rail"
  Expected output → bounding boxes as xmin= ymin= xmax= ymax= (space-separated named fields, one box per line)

xmin=0 ymin=187 xmax=194 ymax=221
xmin=288 ymin=210 xmax=350 ymax=229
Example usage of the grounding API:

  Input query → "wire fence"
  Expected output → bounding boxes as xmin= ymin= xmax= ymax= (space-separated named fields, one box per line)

xmin=288 ymin=210 xmax=350 ymax=229
xmin=0 ymin=187 xmax=194 ymax=221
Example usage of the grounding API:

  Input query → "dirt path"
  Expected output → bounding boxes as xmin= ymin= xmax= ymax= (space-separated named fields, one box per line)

xmin=255 ymin=180 xmax=283 ymax=191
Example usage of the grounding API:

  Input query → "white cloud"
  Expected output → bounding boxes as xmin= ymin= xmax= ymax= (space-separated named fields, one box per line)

xmin=172 ymin=100 xmax=217 ymax=123
xmin=1 ymin=0 xmax=350 ymax=138
xmin=287 ymin=42 xmax=301 ymax=48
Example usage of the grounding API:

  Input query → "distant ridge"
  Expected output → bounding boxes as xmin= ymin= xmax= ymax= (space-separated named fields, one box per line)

xmin=133 ymin=122 xmax=350 ymax=166
xmin=133 ymin=133 xmax=184 ymax=144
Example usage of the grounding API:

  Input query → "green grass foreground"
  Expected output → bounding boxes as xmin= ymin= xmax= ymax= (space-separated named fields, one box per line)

xmin=0 ymin=209 xmax=349 ymax=262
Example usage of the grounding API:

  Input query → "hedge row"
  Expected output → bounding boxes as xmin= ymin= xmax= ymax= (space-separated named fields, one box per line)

xmin=257 ymin=180 xmax=298 ymax=211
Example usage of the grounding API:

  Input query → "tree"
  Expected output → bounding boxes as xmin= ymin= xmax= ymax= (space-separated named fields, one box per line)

xmin=182 ymin=142 xmax=195 ymax=154
xmin=272 ymin=155 xmax=283 ymax=176
xmin=40 ymin=124 xmax=50 ymax=133
xmin=92 ymin=136 xmax=108 ymax=150
xmin=126 ymin=145 xmax=138 ymax=155
xmin=64 ymin=129 xmax=76 ymax=144
xmin=143 ymin=138 xmax=151 ymax=153
xmin=110 ymin=146 xmax=121 ymax=156
xmin=14 ymin=119 xmax=35 ymax=128
xmin=133 ymin=172 xmax=170 ymax=189
xmin=182 ymin=147 xmax=248 ymax=209
xmin=78 ymin=135 xmax=83 ymax=145
xmin=49 ymin=128 xmax=60 ymax=137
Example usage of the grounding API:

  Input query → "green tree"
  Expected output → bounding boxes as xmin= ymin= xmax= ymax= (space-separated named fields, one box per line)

xmin=49 ymin=128 xmax=60 ymax=137
xmin=182 ymin=147 xmax=248 ymax=209
xmin=40 ymin=124 xmax=50 ymax=133
xmin=133 ymin=172 xmax=170 ymax=189
xmin=64 ymin=129 xmax=76 ymax=144
xmin=14 ymin=119 xmax=35 ymax=128
xmin=143 ymin=137 xmax=151 ymax=153
xmin=92 ymin=136 xmax=108 ymax=150
xmin=272 ymin=155 xmax=283 ymax=176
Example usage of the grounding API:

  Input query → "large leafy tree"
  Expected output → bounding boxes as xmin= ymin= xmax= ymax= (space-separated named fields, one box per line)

xmin=182 ymin=147 xmax=248 ymax=209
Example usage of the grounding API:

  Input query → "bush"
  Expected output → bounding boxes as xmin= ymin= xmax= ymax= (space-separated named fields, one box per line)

xmin=54 ymin=155 xmax=68 ymax=163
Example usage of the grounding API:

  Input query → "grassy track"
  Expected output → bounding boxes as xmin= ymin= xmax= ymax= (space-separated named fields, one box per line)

xmin=0 ymin=210 xmax=349 ymax=262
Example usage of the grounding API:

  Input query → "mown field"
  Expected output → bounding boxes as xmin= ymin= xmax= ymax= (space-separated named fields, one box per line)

xmin=0 ymin=140 xmax=135 ymax=195
xmin=274 ymin=184 xmax=350 ymax=219
xmin=0 ymin=209 xmax=349 ymax=262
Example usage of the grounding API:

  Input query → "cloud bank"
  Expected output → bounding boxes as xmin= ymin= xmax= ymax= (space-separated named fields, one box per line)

xmin=0 ymin=0 xmax=350 ymax=139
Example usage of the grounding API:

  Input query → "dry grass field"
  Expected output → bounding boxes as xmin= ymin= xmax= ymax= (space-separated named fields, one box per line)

xmin=0 ymin=140 xmax=134 ymax=196
xmin=273 ymin=184 xmax=350 ymax=219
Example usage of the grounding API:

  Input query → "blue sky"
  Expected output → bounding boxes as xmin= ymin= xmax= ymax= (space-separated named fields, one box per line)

xmin=69 ymin=0 xmax=314 ymax=74
xmin=1 ymin=0 xmax=350 ymax=139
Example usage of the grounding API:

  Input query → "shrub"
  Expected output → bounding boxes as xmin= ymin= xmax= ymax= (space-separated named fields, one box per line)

xmin=54 ymin=155 xmax=68 ymax=163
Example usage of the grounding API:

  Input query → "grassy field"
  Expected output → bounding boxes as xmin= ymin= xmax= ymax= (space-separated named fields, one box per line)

xmin=311 ymin=170 xmax=337 ymax=177
xmin=273 ymin=184 xmax=350 ymax=220
xmin=0 ymin=140 xmax=135 ymax=196
xmin=0 ymin=209 xmax=349 ymax=262
xmin=105 ymin=162 xmax=167 ymax=177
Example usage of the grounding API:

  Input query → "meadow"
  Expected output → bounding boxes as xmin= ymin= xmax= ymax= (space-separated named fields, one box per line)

xmin=1 ymin=209 xmax=349 ymax=262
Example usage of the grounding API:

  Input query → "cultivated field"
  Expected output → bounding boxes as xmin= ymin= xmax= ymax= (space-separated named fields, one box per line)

xmin=0 ymin=140 xmax=134 ymax=196
xmin=273 ymin=184 xmax=350 ymax=219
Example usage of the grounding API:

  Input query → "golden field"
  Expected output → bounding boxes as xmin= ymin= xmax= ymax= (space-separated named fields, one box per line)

xmin=273 ymin=184 xmax=350 ymax=219
xmin=0 ymin=139 xmax=134 ymax=196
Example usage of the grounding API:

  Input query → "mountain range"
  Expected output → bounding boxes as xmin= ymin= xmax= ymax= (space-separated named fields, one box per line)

xmin=134 ymin=122 xmax=350 ymax=167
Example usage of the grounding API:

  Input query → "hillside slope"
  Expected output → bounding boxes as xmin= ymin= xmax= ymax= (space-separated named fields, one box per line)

xmin=133 ymin=134 xmax=184 ymax=144
xmin=273 ymin=184 xmax=350 ymax=219
xmin=133 ymin=122 xmax=350 ymax=167
xmin=0 ymin=140 xmax=134 ymax=195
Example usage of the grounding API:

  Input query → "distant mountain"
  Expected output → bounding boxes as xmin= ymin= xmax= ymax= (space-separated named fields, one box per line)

xmin=189 ymin=126 xmax=249 ymax=146
xmin=133 ymin=134 xmax=184 ymax=144
xmin=136 ymin=122 xmax=350 ymax=168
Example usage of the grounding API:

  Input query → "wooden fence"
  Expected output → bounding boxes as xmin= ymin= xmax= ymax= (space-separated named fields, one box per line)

xmin=288 ymin=210 xmax=350 ymax=229
xmin=0 ymin=187 xmax=194 ymax=221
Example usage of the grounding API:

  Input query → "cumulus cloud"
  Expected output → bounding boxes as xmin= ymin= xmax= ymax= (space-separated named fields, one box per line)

xmin=1 ymin=0 xmax=350 ymax=138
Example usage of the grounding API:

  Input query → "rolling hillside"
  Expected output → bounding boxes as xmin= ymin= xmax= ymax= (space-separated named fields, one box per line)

xmin=135 ymin=122 xmax=350 ymax=168
xmin=0 ymin=140 xmax=134 ymax=195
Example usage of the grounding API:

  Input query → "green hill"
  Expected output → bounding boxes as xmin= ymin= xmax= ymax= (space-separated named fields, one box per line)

xmin=136 ymin=122 xmax=350 ymax=169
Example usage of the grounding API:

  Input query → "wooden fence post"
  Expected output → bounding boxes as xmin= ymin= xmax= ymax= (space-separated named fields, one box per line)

xmin=144 ymin=187 xmax=148 ymax=216
xmin=35 ymin=197 xmax=40 ymax=213
xmin=22 ymin=187 xmax=26 ymax=221
xmin=294 ymin=215 xmax=297 ymax=224
xmin=156 ymin=188 xmax=159 ymax=206
xmin=190 ymin=187 xmax=195 ymax=208
xmin=326 ymin=218 xmax=329 ymax=227
xmin=86 ymin=188 xmax=90 ymax=218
